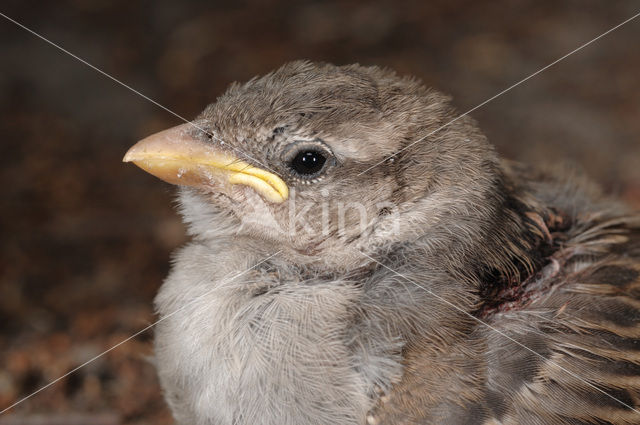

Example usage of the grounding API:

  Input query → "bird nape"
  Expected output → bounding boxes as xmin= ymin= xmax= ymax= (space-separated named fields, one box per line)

xmin=124 ymin=61 xmax=640 ymax=425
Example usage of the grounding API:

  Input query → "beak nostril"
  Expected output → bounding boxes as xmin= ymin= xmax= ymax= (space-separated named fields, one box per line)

xmin=203 ymin=130 xmax=214 ymax=141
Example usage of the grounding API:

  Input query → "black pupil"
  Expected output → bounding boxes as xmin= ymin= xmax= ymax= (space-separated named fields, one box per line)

xmin=290 ymin=150 xmax=326 ymax=175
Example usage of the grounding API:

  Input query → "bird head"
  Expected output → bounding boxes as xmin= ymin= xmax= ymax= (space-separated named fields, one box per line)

xmin=125 ymin=61 xmax=505 ymax=271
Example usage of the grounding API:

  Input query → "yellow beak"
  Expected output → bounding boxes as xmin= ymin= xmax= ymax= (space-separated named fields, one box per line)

xmin=123 ymin=123 xmax=289 ymax=203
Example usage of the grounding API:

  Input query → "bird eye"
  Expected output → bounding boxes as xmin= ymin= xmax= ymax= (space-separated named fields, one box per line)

xmin=289 ymin=150 xmax=327 ymax=176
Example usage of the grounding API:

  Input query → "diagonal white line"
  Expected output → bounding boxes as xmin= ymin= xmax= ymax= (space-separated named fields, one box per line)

xmin=0 ymin=250 xmax=282 ymax=415
xmin=357 ymin=10 xmax=640 ymax=176
xmin=0 ymin=11 xmax=277 ymax=174
xmin=360 ymin=251 xmax=640 ymax=415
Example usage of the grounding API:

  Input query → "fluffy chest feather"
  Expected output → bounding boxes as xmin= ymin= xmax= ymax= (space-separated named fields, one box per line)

xmin=153 ymin=244 xmax=406 ymax=425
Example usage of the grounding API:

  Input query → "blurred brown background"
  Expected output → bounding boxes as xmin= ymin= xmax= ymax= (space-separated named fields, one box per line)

xmin=0 ymin=0 xmax=639 ymax=424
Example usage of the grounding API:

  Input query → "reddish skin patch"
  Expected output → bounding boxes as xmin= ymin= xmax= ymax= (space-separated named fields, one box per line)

xmin=478 ymin=209 xmax=569 ymax=319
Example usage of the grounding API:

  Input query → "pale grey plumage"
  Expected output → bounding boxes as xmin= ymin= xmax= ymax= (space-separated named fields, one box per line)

xmin=129 ymin=61 xmax=640 ymax=425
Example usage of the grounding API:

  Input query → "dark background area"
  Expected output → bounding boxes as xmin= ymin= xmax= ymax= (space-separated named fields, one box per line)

xmin=0 ymin=1 xmax=638 ymax=424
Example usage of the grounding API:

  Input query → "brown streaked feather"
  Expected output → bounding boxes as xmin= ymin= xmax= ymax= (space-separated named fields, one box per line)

xmin=371 ymin=165 xmax=640 ymax=425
